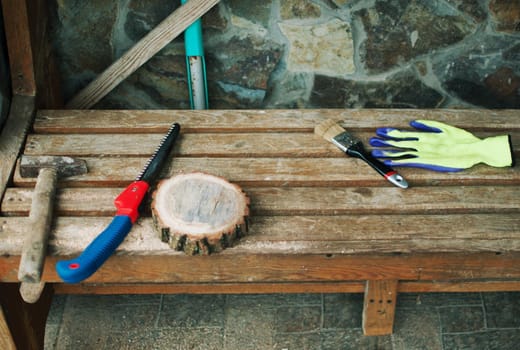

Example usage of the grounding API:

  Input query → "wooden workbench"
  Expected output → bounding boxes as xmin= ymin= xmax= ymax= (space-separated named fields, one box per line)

xmin=1 ymin=108 xmax=519 ymax=346
xmin=0 ymin=1 xmax=519 ymax=347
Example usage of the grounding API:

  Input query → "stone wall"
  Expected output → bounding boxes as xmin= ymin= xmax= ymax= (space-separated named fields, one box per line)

xmin=0 ymin=6 xmax=10 ymax=129
xmin=49 ymin=0 xmax=519 ymax=109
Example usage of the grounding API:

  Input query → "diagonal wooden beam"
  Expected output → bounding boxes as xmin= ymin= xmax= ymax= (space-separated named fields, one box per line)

xmin=66 ymin=0 xmax=220 ymax=109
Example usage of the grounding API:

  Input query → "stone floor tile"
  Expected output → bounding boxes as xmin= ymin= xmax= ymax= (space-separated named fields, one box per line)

xmin=482 ymin=292 xmax=520 ymax=328
xmin=323 ymin=293 xmax=363 ymax=329
xmin=223 ymin=305 xmax=275 ymax=349
xmin=43 ymin=323 xmax=60 ymax=350
xmin=158 ymin=294 xmax=226 ymax=328
xmin=58 ymin=295 xmax=161 ymax=336
xmin=273 ymin=332 xmax=321 ymax=350
xmin=46 ymin=295 xmax=67 ymax=325
xmin=392 ymin=308 xmax=443 ymax=350
xmin=226 ymin=293 xmax=321 ymax=308
xmin=53 ymin=327 xmax=110 ymax=350
xmin=442 ymin=329 xmax=520 ymax=350
xmin=44 ymin=292 xmax=520 ymax=349
xmin=274 ymin=306 xmax=321 ymax=333
xmin=321 ymin=329 xmax=393 ymax=350
xmin=439 ymin=306 xmax=485 ymax=333
xmin=105 ymin=327 xmax=224 ymax=350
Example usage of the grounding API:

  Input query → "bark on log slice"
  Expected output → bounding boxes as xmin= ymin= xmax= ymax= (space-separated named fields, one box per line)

xmin=151 ymin=172 xmax=250 ymax=255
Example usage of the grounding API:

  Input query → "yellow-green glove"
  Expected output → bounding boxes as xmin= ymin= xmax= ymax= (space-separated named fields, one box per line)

xmin=369 ymin=120 xmax=514 ymax=172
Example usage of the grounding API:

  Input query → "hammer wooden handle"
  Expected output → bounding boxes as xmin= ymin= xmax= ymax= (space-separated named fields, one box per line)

xmin=18 ymin=167 xmax=57 ymax=283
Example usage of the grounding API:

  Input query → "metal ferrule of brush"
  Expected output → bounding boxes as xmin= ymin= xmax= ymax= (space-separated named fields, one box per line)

xmin=332 ymin=132 xmax=357 ymax=152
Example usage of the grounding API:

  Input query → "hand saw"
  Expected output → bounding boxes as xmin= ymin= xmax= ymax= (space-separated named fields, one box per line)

xmin=56 ymin=123 xmax=181 ymax=283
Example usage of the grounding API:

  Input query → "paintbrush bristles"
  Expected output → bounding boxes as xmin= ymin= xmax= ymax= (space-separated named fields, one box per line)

xmin=314 ymin=119 xmax=347 ymax=143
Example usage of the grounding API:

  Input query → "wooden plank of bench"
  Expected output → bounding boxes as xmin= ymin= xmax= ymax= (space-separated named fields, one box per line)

xmin=34 ymin=109 xmax=520 ymax=133
xmin=52 ymin=280 xmax=520 ymax=295
xmin=22 ymin=131 xmax=520 ymax=158
xmin=1 ymin=213 xmax=519 ymax=256
xmin=399 ymin=281 xmax=520 ymax=293
xmin=66 ymin=0 xmax=220 ymax=109
xmin=3 ymin=186 xmax=519 ymax=217
xmin=2 ymin=253 xmax=520 ymax=283
xmin=53 ymin=282 xmax=367 ymax=295
xmin=10 ymin=156 xmax=520 ymax=188
xmin=24 ymin=132 xmax=350 ymax=157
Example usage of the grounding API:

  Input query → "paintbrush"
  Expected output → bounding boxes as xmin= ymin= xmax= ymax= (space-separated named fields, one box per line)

xmin=315 ymin=119 xmax=408 ymax=188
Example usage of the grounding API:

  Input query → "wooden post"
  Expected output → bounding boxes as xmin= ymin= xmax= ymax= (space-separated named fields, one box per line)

xmin=0 ymin=306 xmax=16 ymax=350
xmin=0 ymin=283 xmax=54 ymax=350
xmin=1 ymin=0 xmax=63 ymax=107
xmin=362 ymin=280 xmax=398 ymax=336
xmin=1 ymin=0 xmax=36 ymax=96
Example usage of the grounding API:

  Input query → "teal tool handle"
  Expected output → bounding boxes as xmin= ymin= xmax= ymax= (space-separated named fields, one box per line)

xmin=181 ymin=0 xmax=204 ymax=56
xmin=182 ymin=0 xmax=209 ymax=109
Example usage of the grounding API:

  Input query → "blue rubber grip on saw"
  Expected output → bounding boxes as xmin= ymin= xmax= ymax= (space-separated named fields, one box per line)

xmin=56 ymin=215 xmax=132 ymax=283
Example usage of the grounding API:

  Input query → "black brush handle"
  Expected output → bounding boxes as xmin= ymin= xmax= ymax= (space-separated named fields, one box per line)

xmin=347 ymin=142 xmax=408 ymax=188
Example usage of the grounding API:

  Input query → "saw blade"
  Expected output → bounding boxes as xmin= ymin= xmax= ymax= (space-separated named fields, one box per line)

xmin=136 ymin=123 xmax=181 ymax=182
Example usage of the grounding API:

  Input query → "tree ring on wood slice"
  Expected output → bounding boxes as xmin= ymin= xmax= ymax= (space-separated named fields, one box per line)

xmin=151 ymin=172 xmax=250 ymax=255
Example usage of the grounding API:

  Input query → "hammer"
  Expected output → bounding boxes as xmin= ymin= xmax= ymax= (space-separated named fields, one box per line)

xmin=17 ymin=155 xmax=87 ymax=303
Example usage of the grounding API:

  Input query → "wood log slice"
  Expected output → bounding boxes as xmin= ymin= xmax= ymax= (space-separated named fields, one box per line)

xmin=151 ymin=172 xmax=250 ymax=255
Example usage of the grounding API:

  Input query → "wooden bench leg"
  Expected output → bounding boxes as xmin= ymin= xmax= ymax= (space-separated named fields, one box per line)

xmin=1 ymin=305 xmax=17 ymax=350
xmin=362 ymin=280 xmax=398 ymax=336
xmin=0 ymin=283 xmax=53 ymax=350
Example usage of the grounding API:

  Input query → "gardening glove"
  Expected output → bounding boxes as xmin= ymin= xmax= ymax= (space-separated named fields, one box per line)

xmin=369 ymin=120 xmax=513 ymax=172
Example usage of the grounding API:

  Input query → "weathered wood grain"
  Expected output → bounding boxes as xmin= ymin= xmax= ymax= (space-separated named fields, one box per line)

xmin=25 ymin=0 xmax=63 ymax=108
xmin=51 ymin=280 xmax=520 ymax=295
xmin=53 ymin=282 xmax=367 ymax=295
xmin=363 ymin=280 xmax=398 ymax=335
xmin=10 ymin=156 xmax=520 ymax=188
xmin=54 ymin=280 xmax=520 ymax=295
xmin=1 ymin=0 xmax=35 ymax=95
xmin=1 ymin=107 xmax=519 ymax=338
xmin=0 ymin=96 xmax=35 ymax=200
xmin=1 ymin=212 xmax=519 ymax=256
xmin=18 ymin=168 xmax=56 ymax=283
xmin=2 ymin=253 xmax=520 ymax=283
xmin=2 ymin=186 xmax=519 ymax=217
xmin=1 ymin=0 xmax=62 ymax=107
xmin=0 ymin=306 xmax=16 ymax=350
xmin=152 ymin=173 xmax=250 ymax=254
xmin=35 ymin=109 xmax=520 ymax=133
xmin=22 ymin=131 xmax=520 ymax=158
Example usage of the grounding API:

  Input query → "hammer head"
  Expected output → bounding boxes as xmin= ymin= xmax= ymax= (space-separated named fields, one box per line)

xmin=20 ymin=155 xmax=88 ymax=178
